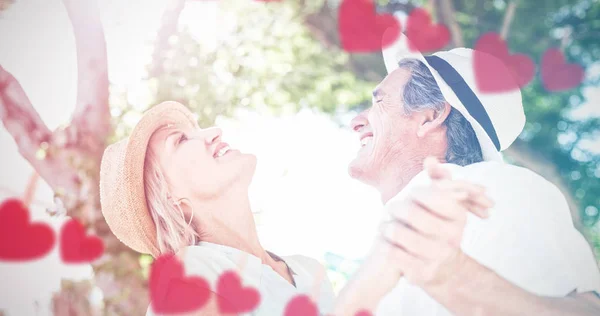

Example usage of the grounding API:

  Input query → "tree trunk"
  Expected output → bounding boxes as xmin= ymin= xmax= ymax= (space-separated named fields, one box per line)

xmin=505 ymin=140 xmax=581 ymax=227
xmin=0 ymin=0 xmax=150 ymax=314
xmin=148 ymin=0 xmax=188 ymax=78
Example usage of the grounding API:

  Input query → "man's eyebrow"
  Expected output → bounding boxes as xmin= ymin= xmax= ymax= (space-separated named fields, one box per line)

xmin=372 ymin=89 xmax=383 ymax=99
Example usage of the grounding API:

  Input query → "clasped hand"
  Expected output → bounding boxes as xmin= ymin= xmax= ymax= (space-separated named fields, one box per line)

xmin=369 ymin=157 xmax=495 ymax=290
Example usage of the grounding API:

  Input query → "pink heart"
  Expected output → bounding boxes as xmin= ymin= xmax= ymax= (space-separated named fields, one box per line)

xmin=541 ymin=48 xmax=584 ymax=92
xmin=338 ymin=0 xmax=401 ymax=53
xmin=284 ymin=295 xmax=318 ymax=316
xmin=60 ymin=218 xmax=104 ymax=264
xmin=474 ymin=32 xmax=535 ymax=93
xmin=217 ymin=270 xmax=261 ymax=313
xmin=0 ymin=198 xmax=55 ymax=261
xmin=149 ymin=254 xmax=212 ymax=314
xmin=405 ymin=8 xmax=450 ymax=53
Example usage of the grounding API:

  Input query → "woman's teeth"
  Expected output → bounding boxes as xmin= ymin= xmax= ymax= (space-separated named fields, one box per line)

xmin=360 ymin=136 xmax=372 ymax=146
xmin=215 ymin=146 xmax=230 ymax=158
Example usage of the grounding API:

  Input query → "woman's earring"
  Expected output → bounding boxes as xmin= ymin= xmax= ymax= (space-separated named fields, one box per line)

xmin=173 ymin=198 xmax=194 ymax=229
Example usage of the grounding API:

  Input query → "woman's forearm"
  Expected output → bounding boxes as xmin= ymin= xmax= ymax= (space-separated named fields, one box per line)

xmin=426 ymin=254 xmax=600 ymax=316
xmin=331 ymin=255 xmax=401 ymax=316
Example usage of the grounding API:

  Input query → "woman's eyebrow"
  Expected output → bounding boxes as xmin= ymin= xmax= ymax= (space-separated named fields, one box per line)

xmin=163 ymin=130 xmax=179 ymax=147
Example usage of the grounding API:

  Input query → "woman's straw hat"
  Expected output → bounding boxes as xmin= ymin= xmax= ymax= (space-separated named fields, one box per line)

xmin=99 ymin=101 xmax=198 ymax=257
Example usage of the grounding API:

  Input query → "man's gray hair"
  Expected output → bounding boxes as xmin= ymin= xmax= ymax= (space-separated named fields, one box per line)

xmin=398 ymin=58 xmax=483 ymax=166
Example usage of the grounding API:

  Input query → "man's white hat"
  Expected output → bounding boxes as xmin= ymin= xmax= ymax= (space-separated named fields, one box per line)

xmin=382 ymin=32 xmax=526 ymax=161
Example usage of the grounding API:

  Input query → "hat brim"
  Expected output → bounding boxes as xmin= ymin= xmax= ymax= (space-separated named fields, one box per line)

xmin=382 ymin=31 xmax=503 ymax=162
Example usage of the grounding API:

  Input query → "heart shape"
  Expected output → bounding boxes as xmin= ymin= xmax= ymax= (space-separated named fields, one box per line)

xmin=541 ymin=48 xmax=584 ymax=92
xmin=216 ymin=270 xmax=261 ymax=313
xmin=0 ymin=198 xmax=55 ymax=261
xmin=149 ymin=254 xmax=212 ymax=314
xmin=405 ymin=8 xmax=450 ymax=52
xmin=355 ymin=310 xmax=374 ymax=316
xmin=60 ymin=218 xmax=104 ymax=263
xmin=473 ymin=32 xmax=535 ymax=93
xmin=338 ymin=0 xmax=401 ymax=53
xmin=284 ymin=295 xmax=318 ymax=316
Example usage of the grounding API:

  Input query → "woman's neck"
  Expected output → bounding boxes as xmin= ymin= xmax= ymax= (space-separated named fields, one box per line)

xmin=191 ymin=193 xmax=275 ymax=265
xmin=190 ymin=193 xmax=294 ymax=285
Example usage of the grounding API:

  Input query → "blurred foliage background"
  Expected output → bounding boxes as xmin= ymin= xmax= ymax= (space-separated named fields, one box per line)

xmin=1 ymin=0 xmax=599 ymax=314
xmin=115 ymin=0 xmax=600 ymax=255
xmin=115 ymin=0 xmax=600 ymax=294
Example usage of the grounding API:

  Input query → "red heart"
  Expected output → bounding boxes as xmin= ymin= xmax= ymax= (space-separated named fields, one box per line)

xmin=0 ymin=198 xmax=55 ymax=261
xmin=405 ymin=8 xmax=450 ymax=52
xmin=284 ymin=295 xmax=318 ymax=316
xmin=338 ymin=0 xmax=401 ymax=53
xmin=149 ymin=254 xmax=212 ymax=314
xmin=216 ymin=270 xmax=261 ymax=313
xmin=541 ymin=48 xmax=584 ymax=92
xmin=60 ymin=218 xmax=104 ymax=263
xmin=473 ymin=32 xmax=535 ymax=93
xmin=355 ymin=310 xmax=373 ymax=316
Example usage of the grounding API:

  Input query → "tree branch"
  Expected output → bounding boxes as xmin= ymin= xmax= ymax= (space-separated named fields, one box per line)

xmin=500 ymin=1 xmax=518 ymax=39
xmin=435 ymin=0 xmax=464 ymax=47
xmin=149 ymin=0 xmax=187 ymax=78
xmin=0 ymin=66 xmax=81 ymax=195
xmin=505 ymin=139 xmax=581 ymax=227
xmin=63 ymin=0 xmax=110 ymax=157
xmin=303 ymin=1 xmax=417 ymax=83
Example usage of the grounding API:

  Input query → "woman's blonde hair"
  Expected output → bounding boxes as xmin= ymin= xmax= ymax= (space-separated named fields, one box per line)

xmin=143 ymin=146 xmax=200 ymax=255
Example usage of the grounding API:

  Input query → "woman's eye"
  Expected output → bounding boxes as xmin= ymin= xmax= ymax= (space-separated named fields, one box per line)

xmin=178 ymin=133 xmax=188 ymax=144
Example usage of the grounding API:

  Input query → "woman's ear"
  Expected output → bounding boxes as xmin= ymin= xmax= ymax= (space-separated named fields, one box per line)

xmin=417 ymin=102 xmax=452 ymax=138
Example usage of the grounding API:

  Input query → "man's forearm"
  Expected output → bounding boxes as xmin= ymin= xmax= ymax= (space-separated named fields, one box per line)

xmin=426 ymin=254 xmax=600 ymax=316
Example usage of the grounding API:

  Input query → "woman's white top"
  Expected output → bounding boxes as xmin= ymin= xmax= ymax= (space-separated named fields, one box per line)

xmin=146 ymin=242 xmax=335 ymax=315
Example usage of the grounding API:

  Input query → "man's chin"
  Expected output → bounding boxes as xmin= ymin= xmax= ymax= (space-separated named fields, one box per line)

xmin=348 ymin=157 xmax=368 ymax=181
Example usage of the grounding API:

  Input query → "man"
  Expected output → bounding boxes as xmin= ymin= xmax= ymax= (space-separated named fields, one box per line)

xmin=332 ymin=33 xmax=600 ymax=315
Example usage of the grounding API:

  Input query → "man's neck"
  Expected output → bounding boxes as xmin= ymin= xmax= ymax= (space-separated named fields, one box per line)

xmin=379 ymin=164 xmax=424 ymax=204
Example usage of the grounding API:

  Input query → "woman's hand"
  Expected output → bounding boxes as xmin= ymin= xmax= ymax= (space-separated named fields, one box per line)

xmin=371 ymin=157 xmax=494 ymax=290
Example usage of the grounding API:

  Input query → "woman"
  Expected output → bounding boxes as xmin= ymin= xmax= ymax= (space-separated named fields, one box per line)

xmin=99 ymin=101 xmax=490 ymax=315
xmin=100 ymin=101 xmax=334 ymax=315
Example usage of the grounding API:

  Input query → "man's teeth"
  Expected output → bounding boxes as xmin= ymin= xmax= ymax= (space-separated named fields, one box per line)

xmin=216 ymin=146 xmax=230 ymax=157
xmin=360 ymin=136 xmax=372 ymax=146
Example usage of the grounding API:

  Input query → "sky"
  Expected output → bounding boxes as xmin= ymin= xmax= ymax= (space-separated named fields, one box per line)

xmin=0 ymin=0 xmax=382 ymax=314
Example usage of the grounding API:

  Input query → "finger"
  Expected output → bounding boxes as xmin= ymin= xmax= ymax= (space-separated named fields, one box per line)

xmin=434 ymin=179 xmax=486 ymax=196
xmin=466 ymin=190 xmax=495 ymax=209
xmin=373 ymin=237 xmax=421 ymax=272
xmin=433 ymin=181 xmax=494 ymax=218
xmin=411 ymin=187 xmax=468 ymax=221
xmin=461 ymin=198 xmax=491 ymax=219
xmin=380 ymin=221 xmax=445 ymax=260
xmin=390 ymin=199 xmax=461 ymax=242
xmin=424 ymin=156 xmax=451 ymax=181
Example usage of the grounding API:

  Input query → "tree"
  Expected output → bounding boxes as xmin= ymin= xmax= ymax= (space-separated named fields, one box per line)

xmin=0 ymin=0 xmax=149 ymax=314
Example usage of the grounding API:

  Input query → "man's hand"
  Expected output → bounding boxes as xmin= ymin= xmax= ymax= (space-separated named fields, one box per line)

xmin=373 ymin=157 xmax=495 ymax=290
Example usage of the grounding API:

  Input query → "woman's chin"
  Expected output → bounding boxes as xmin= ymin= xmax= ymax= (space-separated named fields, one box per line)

xmin=221 ymin=151 xmax=257 ymax=178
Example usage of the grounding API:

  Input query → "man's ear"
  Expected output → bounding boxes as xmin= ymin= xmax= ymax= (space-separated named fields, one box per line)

xmin=417 ymin=102 xmax=452 ymax=138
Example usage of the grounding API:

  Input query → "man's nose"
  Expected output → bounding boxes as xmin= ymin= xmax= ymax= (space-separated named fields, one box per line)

xmin=350 ymin=109 xmax=369 ymax=132
xmin=200 ymin=127 xmax=222 ymax=145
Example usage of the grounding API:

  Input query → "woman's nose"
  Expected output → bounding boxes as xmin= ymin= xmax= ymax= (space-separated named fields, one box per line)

xmin=201 ymin=127 xmax=222 ymax=145
xmin=350 ymin=109 xmax=370 ymax=132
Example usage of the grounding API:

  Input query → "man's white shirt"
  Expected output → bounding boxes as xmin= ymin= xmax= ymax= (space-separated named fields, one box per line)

xmin=376 ymin=161 xmax=600 ymax=316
